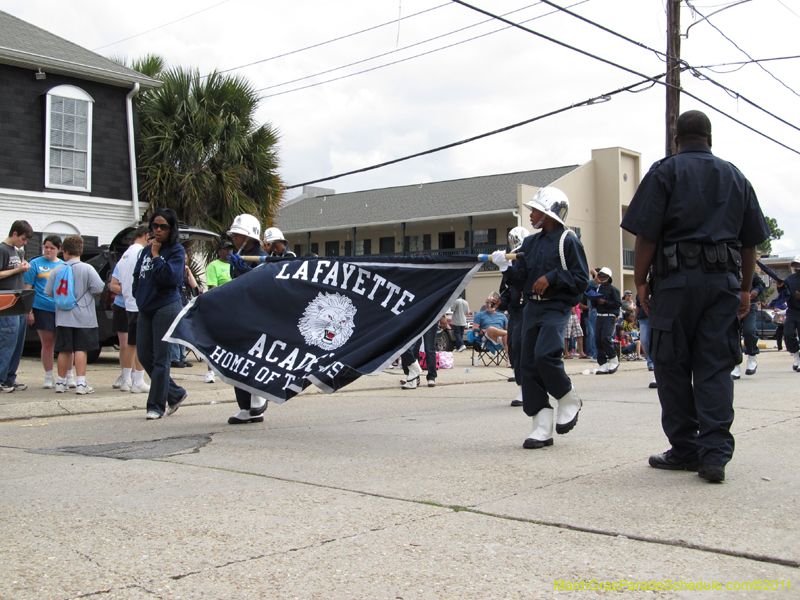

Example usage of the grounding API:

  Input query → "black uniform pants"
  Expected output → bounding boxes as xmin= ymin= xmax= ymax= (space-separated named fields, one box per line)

xmin=401 ymin=324 xmax=437 ymax=381
xmin=507 ymin=307 xmax=523 ymax=382
xmin=519 ymin=301 xmax=572 ymax=417
xmin=649 ymin=268 xmax=741 ymax=466
xmin=742 ymin=302 xmax=759 ymax=356
xmin=595 ymin=316 xmax=616 ymax=366
xmin=784 ymin=310 xmax=800 ymax=354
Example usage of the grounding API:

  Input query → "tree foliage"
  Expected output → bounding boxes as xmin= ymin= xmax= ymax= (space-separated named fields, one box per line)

xmin=757 ymin=215 xmax=784 ymax=256
xmin=121 ymin=54 xmax=284 ymax=244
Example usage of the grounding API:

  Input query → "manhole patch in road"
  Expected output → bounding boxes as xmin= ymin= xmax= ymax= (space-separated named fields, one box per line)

xmin=29 ymin=434 xmax=212 ymax=460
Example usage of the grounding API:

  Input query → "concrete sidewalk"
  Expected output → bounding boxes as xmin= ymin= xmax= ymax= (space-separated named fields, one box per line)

xmin=1 ymin=346 xmax=798 ymax=599
xmin=0 ymin=347 xmax=527 ymax=421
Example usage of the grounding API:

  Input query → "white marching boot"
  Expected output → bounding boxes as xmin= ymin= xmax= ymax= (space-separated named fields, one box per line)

xmin=523 ymin=408 xmax=554 ymax=449
xmin=731 ymin=364 xmax=741 ymax=380
xmin=250 ymin=395 xmax=268 ymax=416
xmin=745 ymin=355 xmax=758 ymax=376
xmin=607 ymin=355 xmax=620 ymax=374
xmin=510 ymin=385 xmax=523 ymax=407
xmin=596 ymin=362 xmax=609 ymax=375
xmin=793 ymin=352 xmax=800 ymax=371
xmin=555 ymin=386 xmax=582 ymax=434
xmin=401 ymin=361 xmax=423 ymax=389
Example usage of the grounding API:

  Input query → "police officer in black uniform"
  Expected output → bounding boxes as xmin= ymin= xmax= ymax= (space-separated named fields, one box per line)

xmin=732 ymin=271 xmax=766 ymax=379
xmin=621 ymin=110 xmax=770 ymax=483
xmin=493 ymin=188 xmax=590 ymax=449
xmin=499 ymin=226 xmax=529 ymax=406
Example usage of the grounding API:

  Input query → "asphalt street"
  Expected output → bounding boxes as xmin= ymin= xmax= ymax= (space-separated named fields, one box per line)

xmin=1 ymin=345 xmax=798 ymax=599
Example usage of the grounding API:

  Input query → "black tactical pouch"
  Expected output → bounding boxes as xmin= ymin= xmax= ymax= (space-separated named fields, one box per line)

xmin=663 ymin=243 xmax=679 ymax=272
xmin=677 ymin=242 xmax=701 ymax=268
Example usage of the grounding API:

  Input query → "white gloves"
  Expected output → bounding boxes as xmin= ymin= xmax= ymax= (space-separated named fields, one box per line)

xmin=491 ymin=250 xmax=511 ymax=272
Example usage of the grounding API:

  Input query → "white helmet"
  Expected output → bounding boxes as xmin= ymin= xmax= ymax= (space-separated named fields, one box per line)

xmin=263 ymin=227 xmax=288 ymax=244
xmin=598 ymin=267 xmax=613 ymax=282
xmin=227 ymin=214 xmax=261 ymax=241
xmin=508 ymin=226 xmax=530 ymax=251
xmin=792 ymin=255 xmax=800 ymax=266
xmin=524 ymin=187 xmax=569 ymax=225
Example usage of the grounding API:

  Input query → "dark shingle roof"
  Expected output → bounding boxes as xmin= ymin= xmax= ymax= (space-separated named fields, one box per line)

xmin=278 ymin=165 xmax=578 ymax=232
xmin=0 ymin=10 xmax=160 ymax=89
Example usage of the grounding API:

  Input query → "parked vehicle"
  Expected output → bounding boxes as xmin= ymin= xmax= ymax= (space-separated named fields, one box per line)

xmin=754 ymin=308 xmax=780 ymax=340
xmin=25 ymin=223 xmax=218 ymax=362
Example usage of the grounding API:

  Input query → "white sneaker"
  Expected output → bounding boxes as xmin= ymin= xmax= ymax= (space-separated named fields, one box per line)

xmin=130 ymin=381 xmax=150 ymax=394
xmin=120 ymin=379 xmax=132 ymax=392
xmin=66 ymin=374 xmax=77 ymax=389
xmin=112 ymin=374 xmax=125 ymax=389
xmin=54 ymin=382 xmax=67 ymax=393
xmin=204 ymin=371 xmax=216 ymax=383
xmin=523 ymin=408 xmax=554 ymax=449
xmin=745 ymin=355 xmax=758 ymax=376
xmin=146 ymin=411 xmax=161 ymax=420
xmin=75 ymin=383 xmax=94 ymax=395
xmin=456 ymin=346 xmax=466 ymax=353
xmin=731 ymin=364 xmax=741 ymax=380
xmin=555 ymin=386 xmax=582 ymax=434
xmin=42 ymin=376 xmax=54 ymax=389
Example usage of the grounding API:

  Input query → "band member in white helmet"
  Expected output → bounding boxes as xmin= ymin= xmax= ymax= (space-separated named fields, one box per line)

xmin=492 ymin=187 xmax=590 ymax=449
xmin=225 ymin=214 xmax=269 ymax=424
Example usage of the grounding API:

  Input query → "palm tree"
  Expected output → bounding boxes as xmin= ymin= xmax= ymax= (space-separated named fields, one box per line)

xmin=120 ymin=54 xmax=284 ymax=243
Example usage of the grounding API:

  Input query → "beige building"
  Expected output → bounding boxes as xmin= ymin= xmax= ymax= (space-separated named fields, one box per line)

xmin=277 ymin=147 xmax=642 ymax=305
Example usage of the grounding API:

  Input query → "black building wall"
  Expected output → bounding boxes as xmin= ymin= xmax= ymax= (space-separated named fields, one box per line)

xmin=0 ymin=63 xmax=133 ymax=201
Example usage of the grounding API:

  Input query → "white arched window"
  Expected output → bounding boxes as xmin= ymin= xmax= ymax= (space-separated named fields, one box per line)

xmin=45 ymin=85 xmax=94 ymax=192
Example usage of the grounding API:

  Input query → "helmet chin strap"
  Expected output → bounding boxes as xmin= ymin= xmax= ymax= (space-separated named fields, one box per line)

xmin=532 ymin=216 xmax=545 ymax=229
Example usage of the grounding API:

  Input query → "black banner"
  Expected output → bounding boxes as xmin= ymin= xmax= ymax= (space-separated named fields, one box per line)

xmin=166 ymin=255 xmax=481 ymax=403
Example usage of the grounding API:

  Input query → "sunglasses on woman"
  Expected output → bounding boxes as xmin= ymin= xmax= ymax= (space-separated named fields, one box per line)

xmin=150 ymin=223 xmax=171 ymax=231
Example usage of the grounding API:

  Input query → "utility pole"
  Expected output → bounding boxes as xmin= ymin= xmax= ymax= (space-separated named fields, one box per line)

xmin=666 ymin=0 xmax=681 ymax=156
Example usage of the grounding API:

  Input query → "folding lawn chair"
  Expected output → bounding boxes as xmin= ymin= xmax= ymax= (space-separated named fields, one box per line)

xmin=468 ymin=330 xmax=508 ymax=367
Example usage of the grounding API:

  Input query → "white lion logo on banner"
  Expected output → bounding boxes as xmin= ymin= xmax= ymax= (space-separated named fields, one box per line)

xmin=298 ymin=292 xmax=357 ymax=351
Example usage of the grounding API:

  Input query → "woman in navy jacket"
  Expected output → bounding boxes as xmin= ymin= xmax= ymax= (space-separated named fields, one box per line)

xmin=133 ymin=208 xmax=188 ymax=419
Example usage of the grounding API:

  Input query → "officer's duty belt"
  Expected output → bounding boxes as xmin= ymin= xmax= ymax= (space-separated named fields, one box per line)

xmin=658 ymin=241 xmax=741 ymax=276
xmin=525 ymin=293 xmax=550 ymax=301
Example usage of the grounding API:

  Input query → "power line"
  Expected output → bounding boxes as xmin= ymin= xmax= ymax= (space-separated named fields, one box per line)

xmin=532 ymin=1 xmax=800 ymax=135
xmin=687 ymin=68 xmax=800 ymax=132
xmin=685 ymin=0 xmax=800 ymax=98
xmin=536 ymin=0 xmax=669 ymax=62
xmin=93 ymin=0 xmax=231 ymax=51
xmin=256 ymin=2 xmax=541 ymax=93
xmin=212 ymin=2 xmax=451 ymax=77
xmin=776 ymin=0 xmax=800 ymax=19
xmin=450 ymin=0 xmax=800 ymax=156
xmin=256 ymin=0 xmax=591 ymax=97
xmin=285 ymin=74 xmax=664 ymax=189
xmin=693 ymin=55 xmax=800 ymax=74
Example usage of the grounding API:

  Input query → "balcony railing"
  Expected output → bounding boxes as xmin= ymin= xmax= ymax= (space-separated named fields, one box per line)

xmin=361 ymin=244 xmax=509 ymax=271
xmin=623 ymin=248 xmax=635 ymax=269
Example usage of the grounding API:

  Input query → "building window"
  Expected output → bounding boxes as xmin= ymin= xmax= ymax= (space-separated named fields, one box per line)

xmin=466 ymin=229 xmax=496 ymax=247
xmin=572 ymin=226 xmax=581 ymax=239
xmin=294 ymin=244 xmax=303 ymax=256
xmin=325 ymin=241 xmax=339 ymax=257
xmin=310 ymin=242 xmax=319 ymax=255
xmin=379 ymin=237 xmax=394 ymax=254
xmin=344 ymin=240 xmax=352 ymax=256
xmin=45 ymin=85 xmax=94 ymax=192
xmin=355 ymin=239 xmax=371 ymax=255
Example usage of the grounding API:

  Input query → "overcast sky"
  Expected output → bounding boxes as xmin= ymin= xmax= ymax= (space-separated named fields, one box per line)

xmin=5 ymin=0 xmax=799 ymax=255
